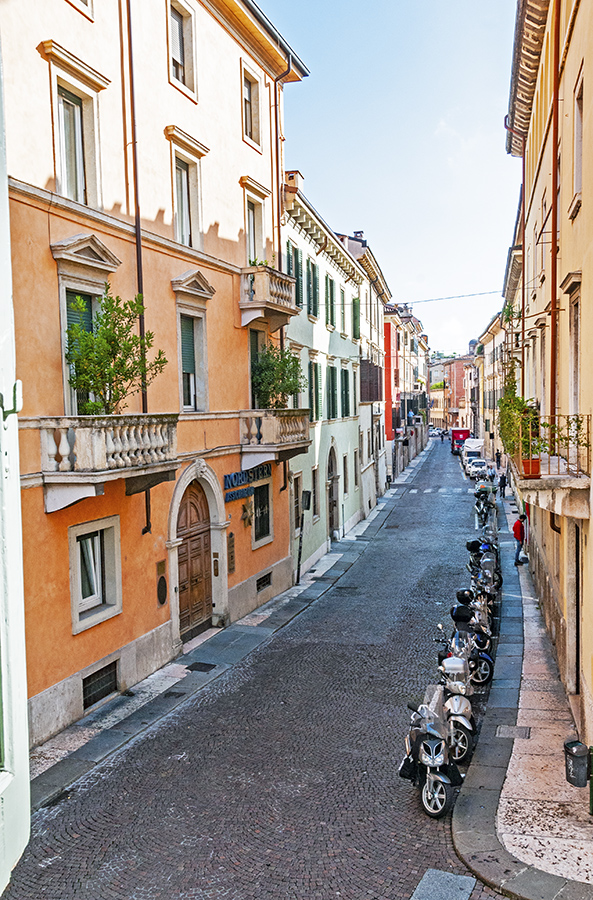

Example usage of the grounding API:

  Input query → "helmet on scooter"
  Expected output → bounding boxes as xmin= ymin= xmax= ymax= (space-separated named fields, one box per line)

xmin=466 ymin=540 xmax=481 ymax=552
xmin=456 ymin=589 xmax=473 ymax=603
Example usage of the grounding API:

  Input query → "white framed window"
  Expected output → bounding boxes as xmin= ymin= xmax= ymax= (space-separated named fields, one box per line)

xmin=166 ymin=126 xmax=209 ymax=251
xmin=354 ymin=449 xmax=359 ymax=488
xmin=58 ymin=87 xmax=86 ymax=203
xmin=312 ymin=466 xmax=320 ymax=518
xmin=240 ymin=177 xmax=271 ymax=266
xmin=293 ymin=473 xmax=302 ymax=533
xmin=252 ymin=480 xmax=273 ymax=549
xmin=69 ymin=516 xmax=122 ymax=634
xmin=241 ymin=62 xmax=261 ymax=149
xmin=169 ymin=1 xmax=197 ymax=99
xmin=66 ymin=0 xmax=94 ymax=19
xmin=51 ymin=233 xmax=122 ymax=415
xmin=175 ymin=157 xmax=192 ymax=245
xmin=66 ymin=287 xmax=100 ymax=414
xmin=343 ymin=454 xmax=349 ymax=496
xmin=571 ymin=76 xmax=583 ymax=218
xmin=179 ymin=312 xmax=206 ymax=411
xmin=43 ymin=42 xmax=108 ymax=208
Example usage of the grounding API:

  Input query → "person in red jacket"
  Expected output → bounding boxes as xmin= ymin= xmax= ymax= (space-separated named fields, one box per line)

xmin=513 ymin=514 xmax=527 ymax=566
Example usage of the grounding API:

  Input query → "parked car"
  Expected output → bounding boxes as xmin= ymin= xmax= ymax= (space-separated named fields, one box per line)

xmin=467 ymin=458 xmax=488 ymax=479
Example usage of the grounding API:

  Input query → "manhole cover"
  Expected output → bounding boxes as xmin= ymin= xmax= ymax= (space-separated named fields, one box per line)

xmin=186 ymin=662 xmax=216 ymax=673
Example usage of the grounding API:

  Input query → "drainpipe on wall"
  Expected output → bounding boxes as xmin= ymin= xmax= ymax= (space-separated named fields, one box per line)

xmin=504 ymin=116 xmax=526 ymax=398
xmin=274 ymin=55 xmax=292 ymax=495
xmin=550 ymin=0 xmax=561 ymax=419
xmin=126 ymin=0 xmax=151 ymax=533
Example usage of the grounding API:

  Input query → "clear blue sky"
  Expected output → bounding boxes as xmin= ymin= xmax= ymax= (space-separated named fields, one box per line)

xmin=263 ymin=0 xmax=522 ymax=355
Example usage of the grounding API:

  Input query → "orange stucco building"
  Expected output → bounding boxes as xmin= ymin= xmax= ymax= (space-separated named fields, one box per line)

xmin=2 ymin=0 xmax=310 ymax=746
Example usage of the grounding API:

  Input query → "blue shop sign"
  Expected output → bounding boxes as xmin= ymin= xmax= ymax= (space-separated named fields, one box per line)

xmin=224 ymin=463 xmax=272 ymax=502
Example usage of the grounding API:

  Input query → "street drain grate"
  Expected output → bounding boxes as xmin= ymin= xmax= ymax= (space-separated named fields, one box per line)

xmin=186 ymin=662 xmax=216 ymax=673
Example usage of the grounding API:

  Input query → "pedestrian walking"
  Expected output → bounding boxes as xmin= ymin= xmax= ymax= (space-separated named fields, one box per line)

xmin=495 ymin=449 xmax=501 ymax=469
xmin=487 ymin=464 xmax=496 ymax=482
xmin=498 ymin=471 xmax=507 ymax=498
xmin=440 ymin=432 xmax=444 ymax=442
xmin=513 ymin=514 xmax=527 ymax=566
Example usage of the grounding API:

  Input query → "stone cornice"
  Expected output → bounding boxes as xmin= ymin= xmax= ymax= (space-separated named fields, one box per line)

xmin=284 ymin=186 xmax=363 ymax=286
xmin=506 ymin=0 xmax=550 ymax=156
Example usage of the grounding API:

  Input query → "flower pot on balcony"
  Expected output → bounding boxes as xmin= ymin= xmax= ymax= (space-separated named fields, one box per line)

xmin=521 ymin=458 xmax=540 ymax=478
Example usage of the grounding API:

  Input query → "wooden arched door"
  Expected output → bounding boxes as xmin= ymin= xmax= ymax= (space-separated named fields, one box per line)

xmin=327 ymin=447 xmax=339 ymax=538
xmin=177 ymin=482 xmax=213 ymax=640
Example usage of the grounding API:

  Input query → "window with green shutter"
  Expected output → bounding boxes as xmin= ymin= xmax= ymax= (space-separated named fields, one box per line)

xmin=66 ymin=290 xmax=93 ymax=413
xmin=286 ymin=240 xmax=293 ymax=276
xmin=295 ymin=247 xmax=303 ymax=309
xmin=341 ymin=368 xmax=350 ymax=417
xmin=340 ymin=287 xmax=345 ymax=333
xmin=181 ymin=315 xmax=196 ymax=408
xmin=325 ymin=276 xmax=335 ymax=327
xmin=308 ymin=360 xmax=322 ymax=421
xmin=352 ymin=296 xmax=360 ymax=339
xmin=327 ymin=366 xmax=338 ymax=419
xmin=308 ymin=260 xmax=319 ymax=317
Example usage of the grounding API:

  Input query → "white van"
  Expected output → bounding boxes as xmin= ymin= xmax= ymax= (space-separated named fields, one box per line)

xmin=461 ymin=438 xmax=484 ymax=473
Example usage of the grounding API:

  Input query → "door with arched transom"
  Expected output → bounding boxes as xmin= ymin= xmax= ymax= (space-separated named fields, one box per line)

xmin=327 ymin=447 xmax=340 ymax=539
xmin=177 ymin=482 xmax=213 ymax=640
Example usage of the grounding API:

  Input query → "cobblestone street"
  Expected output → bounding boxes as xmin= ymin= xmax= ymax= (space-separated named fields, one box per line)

xmin=7 ymin=443 xmax=499 ymax=899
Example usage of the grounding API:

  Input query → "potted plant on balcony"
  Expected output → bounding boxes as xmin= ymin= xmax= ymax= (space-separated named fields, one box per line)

xmin=66 ymin=289 xmax=168 ymax=415
xmin=251 ymin=343 xmax=306 ymax=410
xmin=497 ymin=364 xmax=546 ymax=478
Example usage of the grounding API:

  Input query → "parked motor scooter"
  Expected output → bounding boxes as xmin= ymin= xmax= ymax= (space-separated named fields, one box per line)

xmin=399 ymin=700 xmax=463 ymax=817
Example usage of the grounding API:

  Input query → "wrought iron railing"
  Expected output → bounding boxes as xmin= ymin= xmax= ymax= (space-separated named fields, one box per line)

xmin=510 ymin=414 xmax=591 ymax=479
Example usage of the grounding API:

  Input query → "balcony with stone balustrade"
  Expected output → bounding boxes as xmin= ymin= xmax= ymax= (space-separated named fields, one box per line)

xmin=239 ymin=266 xmax=299 ymax=332
xmin=239 ymin=409 xmax=311 ymax=468
xmin=28 ymin=414 xmax=179 ymax=512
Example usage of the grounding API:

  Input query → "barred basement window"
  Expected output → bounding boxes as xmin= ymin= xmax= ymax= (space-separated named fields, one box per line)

xmin=82 ymin=660 xmax=118 ymax=709
xmin=256 ymin=572 xmax=272 ymax=592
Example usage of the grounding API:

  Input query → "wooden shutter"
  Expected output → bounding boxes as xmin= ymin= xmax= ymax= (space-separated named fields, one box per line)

xmin=295 ymin=248 xmax=303 ymax=308
xmin=341 ymin=369 xmax=350 ymax=417
xmin=331 ymin=368 xmax=338 ymax=419
xmin=180 ymin=315 xmax=195 ymax=375
xmin=66 ymin=290 xmax=93 ymax=333
xmin=330 ymin=279 xmax=335 ymax=327
xmin=315 ymin=362 xmax=322 ymax=420
xmin=306 ymin=258 xmax=312 ymax=315
xmin=308 ymin=361 xmax=314 ymax=422
xmin=325 ymin=274 xmax=330 ymax=325
xmin=352 ymin=296 xmax=360 ymax=339
xmin=286 ymin=241 xmax=293 ymax=276
xmin=313 ymin=263 xmax=319 ymax=317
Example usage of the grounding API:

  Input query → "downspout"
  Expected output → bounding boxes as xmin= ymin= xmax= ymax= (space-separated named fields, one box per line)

xmin=126 ymin=0 xmax=151 ymax=533
xmin=504 ymin=116 xmax=526 ymax=397
xmin=550 ymin=0 xmax=561 ymax=419
xmin=274 ymin=55 xmax=292 ymax=492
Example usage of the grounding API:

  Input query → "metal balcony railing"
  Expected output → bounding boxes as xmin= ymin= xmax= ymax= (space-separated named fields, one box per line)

xmin=510 ymin=414 xmax=591 ymax=479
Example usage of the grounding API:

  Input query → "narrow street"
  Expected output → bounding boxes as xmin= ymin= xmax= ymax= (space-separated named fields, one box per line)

xmin=8 ymin=441 xmax=498 ymax=900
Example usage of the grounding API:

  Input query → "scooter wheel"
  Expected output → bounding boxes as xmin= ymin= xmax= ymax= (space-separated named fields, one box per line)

xmin=493 ymin=572 xmax=503 ymax=589
xmin=449 ymin=723 xmax=473 ymax=764
xmin=471 ymin=656 xmax=494 ymax=686
xmin=421 ymin=778 xmax=454 ymax=818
